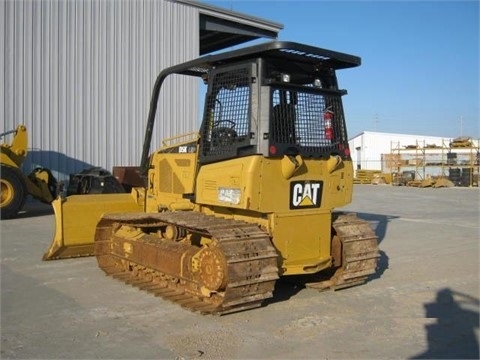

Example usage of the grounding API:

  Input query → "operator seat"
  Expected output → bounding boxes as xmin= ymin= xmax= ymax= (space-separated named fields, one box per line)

xmin=271 ymin=103 xmax=297 ymax=144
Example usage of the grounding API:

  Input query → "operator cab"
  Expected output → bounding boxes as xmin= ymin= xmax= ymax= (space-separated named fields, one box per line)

xmin=141 ymin=41 xmax=360 ymax=174
xmin=197 ymin=42 xmax=359 ymax=164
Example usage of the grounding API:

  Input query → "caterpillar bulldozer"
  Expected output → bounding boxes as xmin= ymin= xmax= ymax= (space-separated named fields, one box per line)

xmin=43 ymin=41 xmax=379 ymax=314
xmin=1 ymin=125 xmax=57 ymax=219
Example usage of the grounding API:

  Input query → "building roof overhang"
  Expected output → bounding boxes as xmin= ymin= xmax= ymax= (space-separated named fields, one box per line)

xmin=173 ymin=0 xmax=284 ymax=54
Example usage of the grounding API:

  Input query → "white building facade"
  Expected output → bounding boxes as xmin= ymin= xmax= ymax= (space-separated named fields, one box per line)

xmin=349 ymin=131 xmax=479 ymax=181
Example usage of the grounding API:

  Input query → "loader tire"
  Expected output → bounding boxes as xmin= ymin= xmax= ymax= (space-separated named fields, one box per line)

xmin=0 ymin=165 xmax=27 ymax=219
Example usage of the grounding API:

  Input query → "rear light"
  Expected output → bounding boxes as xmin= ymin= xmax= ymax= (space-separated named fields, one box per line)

xmin=324 ymin=110 xmax=334 ymax=140
xmin=339 ymin=143 xmax=350 ymax=157
xmin=269 ymin=145 xmax=277 ymax=155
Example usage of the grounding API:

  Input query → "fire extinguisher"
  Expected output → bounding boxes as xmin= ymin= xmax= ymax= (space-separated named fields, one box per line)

xmin=324 ymin=108 xmax=334 ymax=140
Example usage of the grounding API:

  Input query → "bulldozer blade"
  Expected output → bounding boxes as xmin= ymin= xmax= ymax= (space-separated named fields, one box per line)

xmin=42 ymin=193 xmax=143 ymax=260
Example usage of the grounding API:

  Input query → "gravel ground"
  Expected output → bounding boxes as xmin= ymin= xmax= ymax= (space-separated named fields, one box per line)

xmin=1 ymin=185 xmax=479 ymax=359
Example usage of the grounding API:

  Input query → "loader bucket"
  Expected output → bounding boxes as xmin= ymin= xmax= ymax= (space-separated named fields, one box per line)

xmin=43 ymin=193 xmax=143 ymax=260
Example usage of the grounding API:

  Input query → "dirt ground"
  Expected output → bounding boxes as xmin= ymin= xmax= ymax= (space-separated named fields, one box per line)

xmin=1 ymin=185 xmax=479 ymax=359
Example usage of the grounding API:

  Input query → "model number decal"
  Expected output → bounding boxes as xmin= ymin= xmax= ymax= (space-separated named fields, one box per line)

xmin=218 ymin=187 xmax=241 ymax=205
xmin=290 ymin=181 xmax=323 ymax=209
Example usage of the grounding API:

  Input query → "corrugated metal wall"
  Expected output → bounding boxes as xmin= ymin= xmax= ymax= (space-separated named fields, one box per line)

xmin=1 ymin=0 xmax=199 ymax=183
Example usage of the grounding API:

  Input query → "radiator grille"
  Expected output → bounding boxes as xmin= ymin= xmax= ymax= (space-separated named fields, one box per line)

xmin=159 ymin=159 xmax=172 ymax=193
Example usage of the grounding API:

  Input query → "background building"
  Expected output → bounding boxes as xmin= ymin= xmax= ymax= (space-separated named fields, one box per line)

xmin=349 ymin=131 xmax=479 ymax=183
xmin=1 ymin=0 xmax=282 ymax=183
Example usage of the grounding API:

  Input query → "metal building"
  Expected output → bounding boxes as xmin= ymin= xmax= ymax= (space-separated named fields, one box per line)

xmin=1 ymin=0 xmax=282 ymax=183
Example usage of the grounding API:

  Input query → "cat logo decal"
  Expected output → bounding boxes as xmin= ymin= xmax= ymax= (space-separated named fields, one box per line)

xmin=290 ymin=181 xmax=323 ymax=209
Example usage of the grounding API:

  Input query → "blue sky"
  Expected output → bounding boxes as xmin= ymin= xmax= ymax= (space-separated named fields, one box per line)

xmin=205 ymin=0 xmax=479 ymax=139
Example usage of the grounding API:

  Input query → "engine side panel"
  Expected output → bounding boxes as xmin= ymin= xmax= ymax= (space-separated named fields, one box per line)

xmin=195 ymin=155 xmax=353 ymax=213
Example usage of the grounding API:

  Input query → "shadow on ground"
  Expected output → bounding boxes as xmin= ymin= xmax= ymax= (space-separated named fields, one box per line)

xmin=1 ymin=201 xmax=55 ymax=220
xmin=411 ymin=288 xmax=479 ymax=359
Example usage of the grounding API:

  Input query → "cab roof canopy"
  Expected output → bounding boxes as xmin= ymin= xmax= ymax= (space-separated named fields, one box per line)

xmin=168 ymin=41 xmax=362 ymax=78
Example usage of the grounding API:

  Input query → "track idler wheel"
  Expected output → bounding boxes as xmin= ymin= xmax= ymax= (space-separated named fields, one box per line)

xmin=193 ymin=247 xmax=227 ymax=293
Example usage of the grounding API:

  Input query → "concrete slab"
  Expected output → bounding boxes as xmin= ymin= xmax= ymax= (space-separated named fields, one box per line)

xmin=1 ymin=185 xmax=479 ymax=359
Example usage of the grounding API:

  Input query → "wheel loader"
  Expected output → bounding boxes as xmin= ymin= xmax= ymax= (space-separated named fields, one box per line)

xmin=43 ymin=41 xmax=379 ymax=314
xmin=1 ymin=125 xmax=57 ymax=219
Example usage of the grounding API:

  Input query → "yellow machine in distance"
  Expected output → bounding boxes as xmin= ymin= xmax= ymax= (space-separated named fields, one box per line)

xmin=1 ymin=125 xmax=57 ymax=219
xmin=43 ymin=41 xmax=379 ymax=314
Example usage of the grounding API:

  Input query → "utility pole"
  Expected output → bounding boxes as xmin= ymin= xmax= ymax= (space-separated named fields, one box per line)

xmin=460 ymin=115 xmax=463 ymax=136
xmin=374 ymin=113 xmax=379 ymax=132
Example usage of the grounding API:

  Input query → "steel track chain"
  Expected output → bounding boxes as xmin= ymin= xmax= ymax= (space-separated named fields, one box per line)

xmin=94 ymin=212 xmax=279 ymax=315
xmin=306 ymin=213 xmax=379 ymax=291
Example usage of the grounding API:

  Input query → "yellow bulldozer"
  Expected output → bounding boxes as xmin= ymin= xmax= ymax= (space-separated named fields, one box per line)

xmin=1 ymin=125 xmax=57 ymax=219
xmin=43 ymin=41 xmax=379 ymax=314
